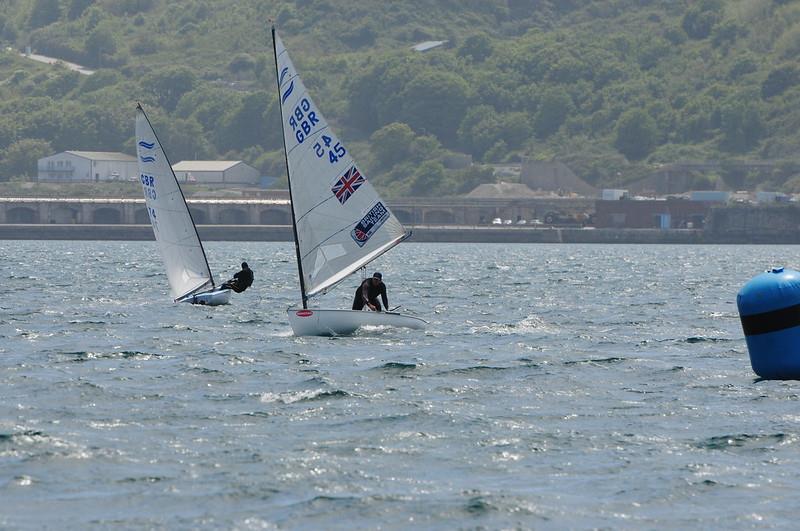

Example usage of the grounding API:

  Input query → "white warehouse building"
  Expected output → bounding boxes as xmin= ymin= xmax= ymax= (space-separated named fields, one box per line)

xmin=38 ymin=151 xmax=138 ymax=182
xmin=172 ymin=161 xmax=260 ymax=185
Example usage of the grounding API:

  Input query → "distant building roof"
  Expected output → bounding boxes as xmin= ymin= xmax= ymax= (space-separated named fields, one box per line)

xmin=465 ymin=181 xmax=540 ymax=198
xmin=173 ymin=161 xmax=245 ymax=171
xmin=66 ymin=151 xmax=136 ymax=162
xmin=411 ymin=40 xmax=448 ymax=52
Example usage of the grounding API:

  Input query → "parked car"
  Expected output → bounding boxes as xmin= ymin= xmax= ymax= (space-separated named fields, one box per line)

xmin=503 ymin=219 xmax=513 ymax=225
xmin=543 ymin=211 xmax=593 ymax=227
xmin=491 ymin=218 xmax=502 ymax=225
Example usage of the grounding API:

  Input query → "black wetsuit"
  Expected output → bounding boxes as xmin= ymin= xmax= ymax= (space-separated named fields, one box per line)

xmin=222 ymin=267 xmax=253 ymax=293
xmin=352 ymin=277 xmax=388 ymax=311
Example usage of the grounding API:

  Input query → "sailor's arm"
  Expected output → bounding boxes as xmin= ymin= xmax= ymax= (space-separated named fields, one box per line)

xmin=361 ymin=281 xmax=370 ymax=303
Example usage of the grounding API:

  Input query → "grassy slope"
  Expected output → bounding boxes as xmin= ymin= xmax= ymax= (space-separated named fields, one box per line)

xmin=2 ymin=0 xmax=800 ymax=193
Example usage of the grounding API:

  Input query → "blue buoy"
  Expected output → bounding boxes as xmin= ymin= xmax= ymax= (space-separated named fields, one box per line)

xmin=737 ymin=267 xmax=800 ymax=379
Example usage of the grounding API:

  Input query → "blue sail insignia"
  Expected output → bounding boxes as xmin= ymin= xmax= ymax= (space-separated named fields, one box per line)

xmin=138 ymin=140 xmax=155 ymax=150
xmin=282 ymin=80 xmax=295 ymax=104
xmin=279 ymin=67 xmax=290 ymax=86
xmin=140 ymin=155 xmax=156 ymax=163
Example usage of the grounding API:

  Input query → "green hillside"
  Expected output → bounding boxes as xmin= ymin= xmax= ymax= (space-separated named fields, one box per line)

xmin=2 ymin=0 xmax=800 ymax=196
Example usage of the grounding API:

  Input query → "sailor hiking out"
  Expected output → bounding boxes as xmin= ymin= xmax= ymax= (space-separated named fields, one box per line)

xmin=352 ymin=272 xmax=388 ymax=312
xmin=221 ymin=262 xmax=254 ymax=293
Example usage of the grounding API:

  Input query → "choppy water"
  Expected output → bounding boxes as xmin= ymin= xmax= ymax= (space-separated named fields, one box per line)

xmin=1 ymin=240 xmax=799 ymax=528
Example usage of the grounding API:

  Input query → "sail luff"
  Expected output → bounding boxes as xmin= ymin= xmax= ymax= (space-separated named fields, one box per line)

xmin=272 ymin=27 xmax=309 ymax=309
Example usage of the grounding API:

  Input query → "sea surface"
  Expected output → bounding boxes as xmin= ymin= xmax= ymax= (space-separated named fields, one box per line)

xmin=1 ymin=241 xmax=799 ymax=529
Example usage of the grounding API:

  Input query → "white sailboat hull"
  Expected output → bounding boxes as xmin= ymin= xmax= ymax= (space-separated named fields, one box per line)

xmin=287 ymin=308 xmax=427 ymax=336
xmin=177 ymin=288 xmax=231 ymax=306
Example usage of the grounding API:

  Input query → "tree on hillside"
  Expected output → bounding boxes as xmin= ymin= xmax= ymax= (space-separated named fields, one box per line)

xmin=681 ymin=0 xmax=722 ymax=40
xmin=0 ymin=121 xmax=15 ymax=153
xmin=762 ymin=65 xmax=800 ymax=99
xmin=40 ymin=70 xmax=81 ymax=99
xmin=85 ymin=24 xmax=118 ymax=67
xmin=614 ymin=109 xmax=658 ymax=161
xmin=217 ymin=91 xmax=277 ymax=152
xmin=346 ymin=54 xmax=421 ymax=132
xmin=74 ymin=105 xmax=130 ymax=151
xmin=176 ymin=86 xmax=243 ymax=133
xmin=340 ymin=22 xmax=377 ymax=49
xmin=719 ymin=96 xmax=763 ymax=153
xmin=370 ymin=122 xmax=416 ymax=169
xmin=457 ymin=105 xmax=502 ymax=159
xmin=67 ymin=0 xmax=94 ymax=20
xmin=141 ymin=67 xmax=197 ymax=112
xmin=447 ymin=165 xmax=496 ymax=195
xmin=457 ymin=106 xmax=531 ymax=160
xmin=0 ymin=14 xmax=18 ymax=42
xmin=228 ymin=53 xmax=256 ymax=76
xmin=410 ymin=160 xmax=446 ymax=196
xmin=29 ymin=0 xmax=61 ymax=29
xmin=534 ymin=89 xmax=573 ymax=138
xmin=458 ymin=34 xmax=493 ymax=62
xmin=79 ymin=70 xmax=121 ymax=93
xmin=677 ymin=96 xmax=714 ymax=142
xmin=162 ymin=117 xmax=215 ymax=161
xmin=398 ymin=70 xmax=470 ymax=146
xmin=105 ymin=0 xmax=154 ymax=16
xmin=1 ymin=139 xmax=52 ymax=180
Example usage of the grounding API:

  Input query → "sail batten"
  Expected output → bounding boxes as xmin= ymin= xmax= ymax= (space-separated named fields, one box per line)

xmin=273 ymin=29 xmax=408 ymax=300
xmin=295 ymin=196 xmax=337 ymax=225
xmin=135 ymin=105 xmax=215 ymax=301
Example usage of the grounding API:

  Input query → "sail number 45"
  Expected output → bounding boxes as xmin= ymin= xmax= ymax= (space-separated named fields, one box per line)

xmin=314 ymin=135 xmax=346 ymax=164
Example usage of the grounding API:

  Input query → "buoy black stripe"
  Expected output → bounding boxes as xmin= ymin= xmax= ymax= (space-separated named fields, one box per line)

xmin=741 ymin=303 xmax=800 ymax=336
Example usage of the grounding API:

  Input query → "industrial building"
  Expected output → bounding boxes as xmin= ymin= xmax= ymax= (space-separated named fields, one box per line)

xmin=171 ymin=161 xmax=260 ymax=186
xmin=37 ymin=151 xmax=138 ymax=182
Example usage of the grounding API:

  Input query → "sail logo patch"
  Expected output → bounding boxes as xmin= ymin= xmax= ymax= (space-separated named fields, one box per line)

xmin=331 ymin=166 xmax=364 ymax=205
xmin=139 ymin=155 xmax=156 ymax=163
xmin=351 ymin=202 xmax=389 ymax=247
xmin=138 ymin=140 xmax=155 ymax=149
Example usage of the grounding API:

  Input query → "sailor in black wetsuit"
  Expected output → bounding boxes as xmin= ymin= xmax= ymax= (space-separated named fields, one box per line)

xmin=221 ymin=262 xmax=254 ymax=293
xmin=352 ymin=272 xmax=388 ymax=312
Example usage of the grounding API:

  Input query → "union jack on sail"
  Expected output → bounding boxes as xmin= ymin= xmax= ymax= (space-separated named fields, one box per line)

xmin=331 ymin=166 xmax=365 ymax=205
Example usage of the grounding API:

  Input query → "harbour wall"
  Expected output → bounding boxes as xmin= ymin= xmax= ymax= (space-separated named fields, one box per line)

xmin=0 ymin=223 xmax=763 ymax=244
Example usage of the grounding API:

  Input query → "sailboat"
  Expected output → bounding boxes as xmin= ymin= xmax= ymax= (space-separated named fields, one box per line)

xmin=135 ymin=103 xmax=231 ymax=306
xmin=272 ymin=28 xmax=426 ymax=336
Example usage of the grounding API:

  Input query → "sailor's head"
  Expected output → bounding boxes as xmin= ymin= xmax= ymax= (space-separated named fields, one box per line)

xmin=242 ymin=262 xmax=249 ymax=269
xmin=373 ymin=272 xmax=382 ymax=280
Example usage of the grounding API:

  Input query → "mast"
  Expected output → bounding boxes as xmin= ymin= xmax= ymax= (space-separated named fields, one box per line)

xmin=137 ymin=103 xmax=215 ymax=297
xmin=272 ymin=26 xmax=308 ymax=308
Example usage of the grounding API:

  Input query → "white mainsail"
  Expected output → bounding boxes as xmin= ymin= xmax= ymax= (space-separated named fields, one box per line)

xmin=135 ymin=105 xmax=214 ymax=300
xmin=273 ymin=29 xmax=407 ymax=301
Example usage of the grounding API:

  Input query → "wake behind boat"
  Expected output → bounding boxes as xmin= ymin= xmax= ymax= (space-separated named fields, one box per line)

xmin=272 ymin=28 xmax=426 ymax=336
xmin=135 ymin=104 xmax=231 ymax=306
